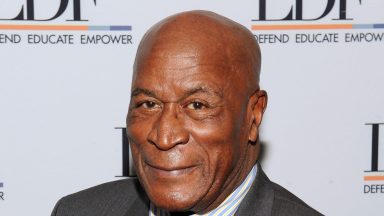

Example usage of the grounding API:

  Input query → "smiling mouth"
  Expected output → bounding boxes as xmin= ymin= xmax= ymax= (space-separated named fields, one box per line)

xmin=145 ymin=163 xmax=199 ymax=177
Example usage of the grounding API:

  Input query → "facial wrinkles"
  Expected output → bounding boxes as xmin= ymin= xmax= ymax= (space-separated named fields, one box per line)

xmin=135 ymin=68 xmax=228 ymax=105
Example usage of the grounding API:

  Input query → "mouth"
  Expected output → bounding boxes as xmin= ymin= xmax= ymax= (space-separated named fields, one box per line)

xmin=145 ymin=162 xmax=199 ymax=177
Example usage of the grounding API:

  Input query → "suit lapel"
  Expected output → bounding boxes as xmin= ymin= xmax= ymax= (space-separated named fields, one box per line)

xmin=123 ymin=181 xmax=149 ymax=216
xmin=125 ymin=197 xmax=149 ymax=216
xmin=235 ymin=164 xmax=274 ymax=216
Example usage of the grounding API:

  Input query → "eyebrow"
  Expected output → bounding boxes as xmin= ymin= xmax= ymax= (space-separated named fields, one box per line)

xmin=131 ymin=85 xmax=223 ymax=100
xmin=131 ymin=88 xmax=157 ymax=98
xmin=184 ymin=86 xmax=223 ymax=98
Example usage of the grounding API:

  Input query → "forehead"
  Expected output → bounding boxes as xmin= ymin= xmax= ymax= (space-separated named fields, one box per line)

xmin=132 ymin=53 xmax=233 ymax=99
xmin=131 ymin=27 xmax=251 ymax=100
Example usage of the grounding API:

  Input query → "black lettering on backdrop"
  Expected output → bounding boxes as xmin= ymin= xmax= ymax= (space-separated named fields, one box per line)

xmin=364 ymin=185 xmax=370 ymax=193
xmin=80 ymin=34 xmax=132 ymax=44
xmin=345 ymin=33 xmax=384 ymax=43
xmin=295 ymin=33 xmax=339 ymax=43
xmin=254 ymin=0 xmax=362 ymax=21
xmin=70 ymin=0 xmax=97 ymax=21
xmin=364 ymin=184 xmax=384 ymax=193
xmin=0 ymin=0 xmax=97 ymax=21
xmin=27 ymin=34 xmax=74 ymax=44
xmin=365 ymin=123 xmax=384 ymax=172
xmin=254 ymin=34 xmax=289 ymax=43
xmin=115 ymin=127 xmax=136 ymax=177
xmin=0 ymin=34 xmax=21 ymax=43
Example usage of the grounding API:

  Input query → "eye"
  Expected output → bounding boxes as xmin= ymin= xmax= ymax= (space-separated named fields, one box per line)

xmin=141 ymin=101 xmax=160 ymax=109
xmin=187 ymin=101 xmax=206 ymax=110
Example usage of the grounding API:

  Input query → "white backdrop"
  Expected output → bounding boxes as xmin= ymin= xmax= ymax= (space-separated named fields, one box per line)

xmin=1 ymin=1 xmax=384 ymax=215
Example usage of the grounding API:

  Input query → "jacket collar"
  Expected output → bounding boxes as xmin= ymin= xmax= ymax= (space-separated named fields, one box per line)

xmin=124 ymin=179 xmax=150 ymax=216
xmin=235 ymin=164 xmax=274 ymax=216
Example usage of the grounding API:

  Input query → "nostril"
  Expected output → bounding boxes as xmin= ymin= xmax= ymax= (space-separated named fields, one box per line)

xmin=147 ymin=127 xmax=189 ymax=151
xmin=147 ymin=138 xmax=156 ymax=146
xmin=172 ymin=131 xmax=189 ymax=146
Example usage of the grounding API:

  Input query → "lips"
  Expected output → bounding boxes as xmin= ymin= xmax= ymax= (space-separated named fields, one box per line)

xmin=145 ymin=161 xmax=199 ymax=177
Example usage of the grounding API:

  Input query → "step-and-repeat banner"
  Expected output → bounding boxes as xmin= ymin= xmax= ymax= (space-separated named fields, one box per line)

xmin=1 ymin=1 xmax=383 ymax=215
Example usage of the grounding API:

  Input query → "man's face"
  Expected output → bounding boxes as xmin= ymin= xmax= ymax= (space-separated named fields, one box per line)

xmin=126 ymin=44 xmax=252 ymax=212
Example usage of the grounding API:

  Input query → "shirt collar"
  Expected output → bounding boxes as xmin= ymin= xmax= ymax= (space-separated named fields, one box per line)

xmin=149 ymin=165 xmax=258 ymax=216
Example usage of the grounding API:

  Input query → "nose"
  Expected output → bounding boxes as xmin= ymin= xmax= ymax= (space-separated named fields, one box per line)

xmin=147 ymin=103 xmax=189 ymax=150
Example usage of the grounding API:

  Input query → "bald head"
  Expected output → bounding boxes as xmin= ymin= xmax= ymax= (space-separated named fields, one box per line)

xmin=134 ymin=10 xmax=261 ymax=93
xmin=127 ymin=10 xmax=267 ymax=213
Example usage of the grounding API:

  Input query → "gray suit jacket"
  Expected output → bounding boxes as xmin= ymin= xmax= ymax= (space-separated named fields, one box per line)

xmin=51 ymin=165 xmax=323 ymax=216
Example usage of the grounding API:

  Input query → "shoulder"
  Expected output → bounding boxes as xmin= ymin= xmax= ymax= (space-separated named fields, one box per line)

xmin=270 ymin=182 xmax=323 ymax=216
xmin=236 ymin=164 xmax=323 ymax=216
xmin=51 ymin=178 xmax=147 ymax=216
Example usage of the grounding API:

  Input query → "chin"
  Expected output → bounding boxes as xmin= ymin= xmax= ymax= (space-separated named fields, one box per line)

xmin=141 ymin=173 xmax=212 ymax=212
xmin=150 ymin=189 xmax=201 ymax=212
xmin=137 ymin=162 xmax=213 ymax=211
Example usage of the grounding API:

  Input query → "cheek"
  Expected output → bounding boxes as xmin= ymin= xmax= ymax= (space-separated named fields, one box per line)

xmin=126 ymin=113 xmax=154 ymax=174
xmin=126 ymin=111 xmax=155 ymax=145
xmin=187 ymin=114 xmax=242 ymax=176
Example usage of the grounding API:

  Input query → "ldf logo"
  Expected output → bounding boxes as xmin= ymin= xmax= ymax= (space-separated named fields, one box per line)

xmin=0 ymin=0 xmax=97 ymax=21
xmin=253 ymin=0 xmax=362 ymax=21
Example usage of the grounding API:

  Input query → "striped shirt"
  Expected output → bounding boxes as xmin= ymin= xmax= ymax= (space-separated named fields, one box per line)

xmin=149 ymin=165 xmax=257 ymax=216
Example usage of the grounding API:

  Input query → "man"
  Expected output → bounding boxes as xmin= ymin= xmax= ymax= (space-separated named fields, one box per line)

xmin=52 ymin=11 xmax=323 ymax=216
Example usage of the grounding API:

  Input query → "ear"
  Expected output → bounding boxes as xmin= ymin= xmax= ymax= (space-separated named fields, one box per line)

xmin=248 ymin=90 xmax=268 ymax=142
